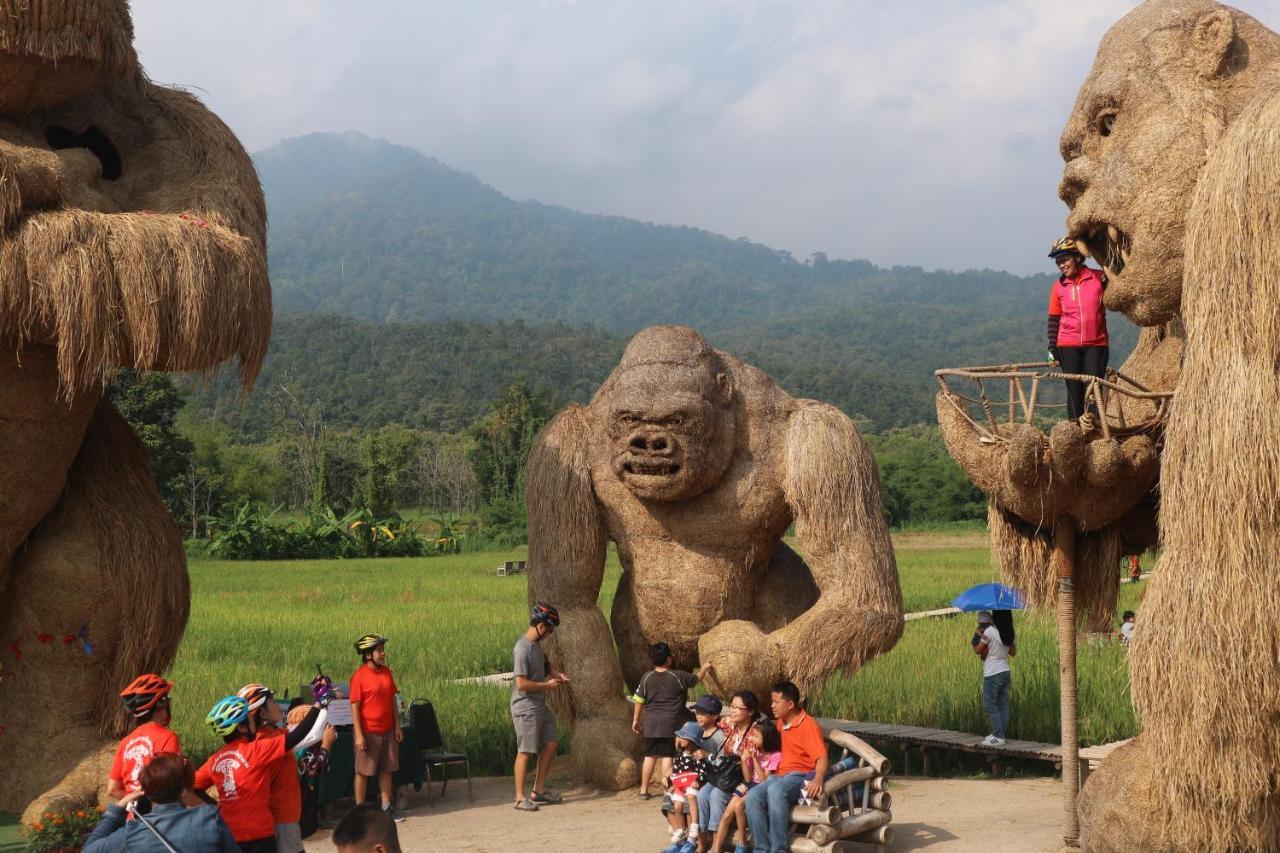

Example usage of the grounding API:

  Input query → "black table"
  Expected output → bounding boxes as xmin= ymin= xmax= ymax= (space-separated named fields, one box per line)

xmin=317 ymin=726 xmax=425 ymax=805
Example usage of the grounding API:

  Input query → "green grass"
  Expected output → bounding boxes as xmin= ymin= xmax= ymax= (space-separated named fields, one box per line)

xmin=815 ymin=582 xmax=1142 ymax=748
xmin=170 ymin=532 xmax=1140 ymax=775
xmin=0 ymin=812 xmax=21 ymax=852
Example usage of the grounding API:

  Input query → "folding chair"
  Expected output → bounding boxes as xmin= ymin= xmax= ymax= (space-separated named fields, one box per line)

xmin=409 ymin=698 xmax=473 ymax=804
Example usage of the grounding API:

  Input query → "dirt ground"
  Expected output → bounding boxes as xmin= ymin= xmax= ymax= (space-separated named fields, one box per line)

xmin=304 ymin=774 xmax=1064 ymax=852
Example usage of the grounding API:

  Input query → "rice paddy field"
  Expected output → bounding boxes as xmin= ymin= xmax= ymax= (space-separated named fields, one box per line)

xmin=171 ymin=529 xmax=1143 ymax=774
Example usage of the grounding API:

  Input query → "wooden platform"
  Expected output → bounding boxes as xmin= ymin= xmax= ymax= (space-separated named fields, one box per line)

xmin=819 ymin=718 xmax=1066 ymax=764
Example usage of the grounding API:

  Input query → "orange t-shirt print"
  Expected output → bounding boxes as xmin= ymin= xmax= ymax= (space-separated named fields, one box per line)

xmin=109 ymin=722 xmax=180 ymax=793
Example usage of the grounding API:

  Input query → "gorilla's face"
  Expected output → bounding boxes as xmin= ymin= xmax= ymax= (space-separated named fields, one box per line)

xmin=604 ymin=366 xmax=736 ymax=502
xmin=1057 ymin=7 xmax=1232 ymax=326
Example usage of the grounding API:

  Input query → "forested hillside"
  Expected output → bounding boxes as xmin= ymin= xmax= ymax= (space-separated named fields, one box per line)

xmin=157 ymin=131 xmax=1139 ymax=543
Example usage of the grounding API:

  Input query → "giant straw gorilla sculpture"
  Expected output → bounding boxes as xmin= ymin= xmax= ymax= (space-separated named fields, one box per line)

xmin=525 ymin=326 xmax=902 ymax=788
xmin=0 ymin=1 xmax=269 ymax=819
xmin=1058 ymin=1 xmax=1280 ymax=849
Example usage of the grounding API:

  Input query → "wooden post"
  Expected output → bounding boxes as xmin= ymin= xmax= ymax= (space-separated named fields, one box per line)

xmin=1054 ymin=516 xmax=1080 ymax=848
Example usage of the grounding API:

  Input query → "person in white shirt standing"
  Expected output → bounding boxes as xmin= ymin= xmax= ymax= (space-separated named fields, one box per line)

xmin=972 ymin=610 xmax=1016 ymax=746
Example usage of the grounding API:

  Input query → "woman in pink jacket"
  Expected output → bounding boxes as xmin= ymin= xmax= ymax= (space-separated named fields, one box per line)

xmin=1046 ymin=237 xmax=1108 ymax=422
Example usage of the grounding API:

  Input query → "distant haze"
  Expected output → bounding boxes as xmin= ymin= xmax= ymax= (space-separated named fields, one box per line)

xmin=131 ymin=1 xmax=1280 ymax=275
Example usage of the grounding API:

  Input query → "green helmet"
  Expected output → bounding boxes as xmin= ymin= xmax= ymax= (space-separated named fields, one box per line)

xmin=205 ymin=695 xmax=250 ymax=736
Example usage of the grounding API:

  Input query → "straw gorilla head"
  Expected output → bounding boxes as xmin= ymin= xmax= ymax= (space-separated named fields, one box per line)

xmin=598 ymin=326 xmax=737 ymax=502
xmin=1059 ymin=0 xmax=1280 ymax=326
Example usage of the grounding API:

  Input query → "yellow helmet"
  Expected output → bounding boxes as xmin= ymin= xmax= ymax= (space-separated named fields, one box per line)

xmin=1048 ymin=236 xmax=1083 ymax=258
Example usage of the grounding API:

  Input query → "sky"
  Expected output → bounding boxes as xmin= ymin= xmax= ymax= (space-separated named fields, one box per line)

xmin=131 ymin=1 xmax=1280 ymax=275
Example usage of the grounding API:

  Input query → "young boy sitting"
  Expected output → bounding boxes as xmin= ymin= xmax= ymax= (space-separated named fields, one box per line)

xmin=661 ymin=722 xmax=709 ymax=853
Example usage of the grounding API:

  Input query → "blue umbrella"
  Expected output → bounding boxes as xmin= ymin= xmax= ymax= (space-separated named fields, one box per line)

xmin=951 ymin=582 xmax=1025 ymax=612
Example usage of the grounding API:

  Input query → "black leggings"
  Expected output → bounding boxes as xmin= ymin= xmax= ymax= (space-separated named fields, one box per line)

xmin=238 ymin=838 xmax=278 ymax=853
xmin=1058 ymin=346 xmax=1109 ymax=419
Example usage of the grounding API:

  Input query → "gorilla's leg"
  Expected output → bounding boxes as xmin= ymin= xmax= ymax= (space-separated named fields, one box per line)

xmin=750 ymin=541 xmax=819 ymax=631
xmin=0 ymin=401 xmax=187 ymax=818
xmin=699 ymin=542 xmax=819 ymax=700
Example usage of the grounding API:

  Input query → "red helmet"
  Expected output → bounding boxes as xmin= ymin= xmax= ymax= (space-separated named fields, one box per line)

xmin=531 ymin=602 xmax=560 ymax=628
xmin=120 ymin=674 xmax=173 ymax=718
xmin=236 ymin=683 xmax=273 ymax=712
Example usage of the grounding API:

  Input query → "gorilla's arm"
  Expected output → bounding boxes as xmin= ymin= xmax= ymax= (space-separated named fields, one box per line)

xmin=525 ymin=406 xmax=637 ymax=786
xmin=775 ymin=403 xmax=904 ymax=688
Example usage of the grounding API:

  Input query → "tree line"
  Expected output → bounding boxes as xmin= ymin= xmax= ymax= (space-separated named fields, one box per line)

xmin=109 ymin=369 xmax=982 ymax=557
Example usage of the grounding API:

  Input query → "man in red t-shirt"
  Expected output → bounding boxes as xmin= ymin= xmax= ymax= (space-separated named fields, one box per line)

xmin=350 ymin=633 xmax=404 ymax=822
xmin=108 ymin=674 xmax=180 ymax=799
xmin=197 ymin=694 xmax=325 ymax=853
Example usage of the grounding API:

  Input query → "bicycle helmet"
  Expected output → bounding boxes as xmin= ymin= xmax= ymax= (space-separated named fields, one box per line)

xmin=354 ymin=633 xmax=388 ymax=654
xmin=236 ymin=683 xmax=273 ymax=712
xmin=119 ymin=673 xmax=173 ymax=718
xmin=206 ymin=696 xmax=250 ymax=736
xmin=1048 ymin=236 xmax=1084 ymax=259
xmin=531 ymin=602 xmax=560 ymax=628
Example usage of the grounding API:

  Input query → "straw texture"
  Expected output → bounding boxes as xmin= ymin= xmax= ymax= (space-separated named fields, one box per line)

xmin=0 ymin=0 xmax=269 ymax=817
xmin=1061 ymin=2 xmax=1280 ymax=849
xmin=526 ymin=326 xmax=902 ymax=789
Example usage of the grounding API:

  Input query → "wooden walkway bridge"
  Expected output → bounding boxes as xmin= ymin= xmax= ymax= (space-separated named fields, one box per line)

xmin=818 ymin=717 xmax=1128 ymax=784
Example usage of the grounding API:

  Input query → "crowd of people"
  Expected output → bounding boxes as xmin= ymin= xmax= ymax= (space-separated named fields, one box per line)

xmin=85 ymin=632 xmax=408 ymax=853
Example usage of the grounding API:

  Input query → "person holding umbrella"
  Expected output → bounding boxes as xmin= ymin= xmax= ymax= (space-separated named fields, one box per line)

xmin=971 ymin=610 xmax=1016 ymax=746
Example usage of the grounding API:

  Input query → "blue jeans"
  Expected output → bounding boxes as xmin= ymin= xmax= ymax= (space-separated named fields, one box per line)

xmin=745 ymin=772 xmax=807 ymax=853
xmin=983 ymin=670 xmax=1012 ymax=738
xmin=696 ymin=784 xmax=731 ymax=832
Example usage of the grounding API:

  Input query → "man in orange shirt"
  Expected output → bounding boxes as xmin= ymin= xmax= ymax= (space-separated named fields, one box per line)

xmin=350 ymin=633 xmax=404 ymax=822
xmin=744 ymin=681 xmax=829 ymax=853
xmin=107 ymin=674 xmax=180 ymax=800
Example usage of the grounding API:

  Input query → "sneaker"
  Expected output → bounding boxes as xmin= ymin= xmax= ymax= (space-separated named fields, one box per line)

xmin=981 ymin=734 xmax=998 ymax=746
xmin=514 ymin=798 xmax=539 ymax=812
xmin=660 ymin=842 xmax=684 ymax=853
xmin=735 ymin=846 xmax=749 ymax=853
xmin=675 ymin=842 xmax=696 ymax=853
xmin=530 ymin=788 xmax=563 ymax=804
xmin=381 ymin=805 xmax=405 ymax=823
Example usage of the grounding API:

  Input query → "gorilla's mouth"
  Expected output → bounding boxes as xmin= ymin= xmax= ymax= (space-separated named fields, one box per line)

xmin=1076 ymin=222 xmax=1131 ymax=278
xmin=624 ymin=460 xmax=681 ymax=477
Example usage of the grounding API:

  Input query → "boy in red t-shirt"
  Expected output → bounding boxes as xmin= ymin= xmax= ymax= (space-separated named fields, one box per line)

xmin=107 ymin=674 xmax=179 ymax=800
xmin=197 ymin=693 xmax=326 ymax=853
xmin=350 ymin=633 xmax=404 ymax=822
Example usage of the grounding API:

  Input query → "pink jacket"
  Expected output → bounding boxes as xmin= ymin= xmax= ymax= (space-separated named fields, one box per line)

xmin=1048 ymin=267 xmax=1108 ymax=347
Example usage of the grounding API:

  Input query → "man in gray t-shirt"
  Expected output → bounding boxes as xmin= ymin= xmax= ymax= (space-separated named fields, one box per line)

xmin=511 ymin=602 xmax=569 ymax=812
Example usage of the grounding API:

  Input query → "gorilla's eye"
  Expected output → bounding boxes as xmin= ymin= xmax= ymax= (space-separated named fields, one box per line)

xmin=667 ymin=416 xmax=683 ymax=427
xmin=1098 ymin=113 xmax=1116 ymax=137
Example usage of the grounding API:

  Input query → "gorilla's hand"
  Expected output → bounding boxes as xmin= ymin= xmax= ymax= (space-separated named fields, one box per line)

xmin=697 ymin=620 xmax=785 ymax=701
xmin=0 ymin=137 xmax=65 ymax=229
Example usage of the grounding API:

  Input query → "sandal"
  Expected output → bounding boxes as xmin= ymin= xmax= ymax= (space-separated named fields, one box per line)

xmin=514 ymin=798 xmax=539 ymax=811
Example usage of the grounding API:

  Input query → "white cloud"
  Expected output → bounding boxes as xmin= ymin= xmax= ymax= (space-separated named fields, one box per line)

xmin=130 ymin=0 xmax=1280 ymax=274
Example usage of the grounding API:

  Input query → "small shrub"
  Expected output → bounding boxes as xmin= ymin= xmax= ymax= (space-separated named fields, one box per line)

xmin=24 ymin=806 xmax=100 ymax=852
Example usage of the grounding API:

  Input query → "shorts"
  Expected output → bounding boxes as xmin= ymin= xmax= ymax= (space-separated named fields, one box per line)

xmin=275 ymin=822 xmax=303 ymax=853
xmin=355 ymin=730 xmax=400 ymax=776
xmin=660 ymin=792 xmax=693 ymax=815
xmin=643 ymin=736 xmax=677 ymax=758
xmin=513 ymin=709 xmax=558 ymax=754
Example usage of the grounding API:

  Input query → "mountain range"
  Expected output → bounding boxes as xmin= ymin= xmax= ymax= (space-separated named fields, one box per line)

xmin=185 ymin=131 xmax=1132 ymax=435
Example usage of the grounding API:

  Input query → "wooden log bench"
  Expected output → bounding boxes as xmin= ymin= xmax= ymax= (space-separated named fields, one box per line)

xmin=786 ymin=726 xmax=894 ymax=852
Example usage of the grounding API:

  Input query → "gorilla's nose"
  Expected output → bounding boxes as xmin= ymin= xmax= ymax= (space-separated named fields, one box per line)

xmin=1058 ymin=158 xmax=1092 ymax=208
xmin=630 ymin=433 xmax=669 ymax=453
